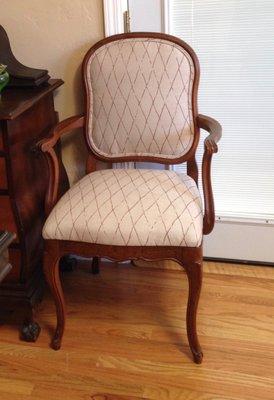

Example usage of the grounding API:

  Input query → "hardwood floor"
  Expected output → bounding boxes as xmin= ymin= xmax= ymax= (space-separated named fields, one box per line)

xmin=0 ymin=260 xmax=273 ymax=399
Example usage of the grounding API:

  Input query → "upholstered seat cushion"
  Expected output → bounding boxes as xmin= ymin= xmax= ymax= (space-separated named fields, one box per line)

xmin=43 ymin=169 xmax=203 ymax=247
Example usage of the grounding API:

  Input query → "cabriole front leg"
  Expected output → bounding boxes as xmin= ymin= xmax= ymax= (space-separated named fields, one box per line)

xmin=44 ymin=242 xmax=66 ymax=350
xmin=180 ymin=258 xmax=203 ymax=364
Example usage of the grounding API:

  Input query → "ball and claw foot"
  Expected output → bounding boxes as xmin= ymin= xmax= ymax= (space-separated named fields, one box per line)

xmin=193 ymin=350 xmax=203 ymax=364
xmin=20 ymin=321 xmax=41 ymax=342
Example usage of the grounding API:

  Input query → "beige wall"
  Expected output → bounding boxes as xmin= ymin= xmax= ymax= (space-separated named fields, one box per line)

xmin=1 ymin=0 xmax=104 ymax=184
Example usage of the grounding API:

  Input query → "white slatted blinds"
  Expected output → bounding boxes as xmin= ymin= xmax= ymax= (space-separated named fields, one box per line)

xmin=169 ymin=0 xmax=274 ymax=220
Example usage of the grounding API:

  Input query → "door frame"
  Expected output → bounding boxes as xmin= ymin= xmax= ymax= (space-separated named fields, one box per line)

xmin=103 ymin=0 xmax=128 ymax=36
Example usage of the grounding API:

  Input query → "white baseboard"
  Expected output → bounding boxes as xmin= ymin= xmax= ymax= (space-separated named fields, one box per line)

xmin=204 ymin=221 xmax=274 ymax=263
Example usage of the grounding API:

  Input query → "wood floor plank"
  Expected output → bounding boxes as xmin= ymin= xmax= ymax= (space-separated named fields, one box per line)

xmin=0 ymin=261 xmax=273 ymax=399
xmin=143 ymin=386 xmax=242 ymax=400
xmin=0 ymin=377 xmax=33 ymax=395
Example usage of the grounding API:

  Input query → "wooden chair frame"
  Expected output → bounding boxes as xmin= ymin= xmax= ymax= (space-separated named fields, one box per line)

xmin=37 ymin=33 xmax=221 ymax=364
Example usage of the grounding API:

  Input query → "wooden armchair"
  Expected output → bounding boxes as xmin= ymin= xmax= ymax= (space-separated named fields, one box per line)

xmin=38 ymin=33 xmax=221 ymax=364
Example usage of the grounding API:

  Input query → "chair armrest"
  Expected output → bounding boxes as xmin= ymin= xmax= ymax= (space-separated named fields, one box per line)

xmin=37 ymin=115 xmax=85 ymax=151
xmin=197 ymin=114 xmax=221 ymax=153
xmin=36 ymin=115 xmax=85 ymax=216
xmin=196 ymin=114 xmax=222 ymax=235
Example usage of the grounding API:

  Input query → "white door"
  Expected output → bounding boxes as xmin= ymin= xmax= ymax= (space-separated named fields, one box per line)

xmin=104 ymin=0 xmax=274 ymax=263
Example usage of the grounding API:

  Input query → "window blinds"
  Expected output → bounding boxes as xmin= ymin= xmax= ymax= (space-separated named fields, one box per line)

xmin=169 ymin=0 xmax=274 ymax=220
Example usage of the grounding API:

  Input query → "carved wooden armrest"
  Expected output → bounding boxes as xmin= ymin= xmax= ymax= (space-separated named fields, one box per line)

xmin=36 ymin=115 xmax=85 ymax=216
xmin=196 ymin=114 xmax=222 ymax=235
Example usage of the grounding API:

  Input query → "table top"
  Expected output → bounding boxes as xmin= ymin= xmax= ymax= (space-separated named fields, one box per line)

xmin=0 ymin=79 xmax=63 ymax=121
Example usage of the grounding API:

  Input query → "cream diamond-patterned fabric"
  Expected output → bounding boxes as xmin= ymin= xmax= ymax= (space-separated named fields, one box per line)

xmin=43 ymin=169 xmax=203 ymax=247
xmin=86 ymin=38 xmax=195 ymax=159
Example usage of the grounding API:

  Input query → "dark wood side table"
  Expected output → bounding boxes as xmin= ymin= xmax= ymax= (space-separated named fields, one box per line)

xmin=0 ymin=231 xmax=15 ymax=283
xmin=0 ymin=80 xmax=69 ymax=341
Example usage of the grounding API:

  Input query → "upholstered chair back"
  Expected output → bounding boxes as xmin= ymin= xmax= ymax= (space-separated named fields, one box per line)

xmin=83 ymin=33 xmax=199 ymax=162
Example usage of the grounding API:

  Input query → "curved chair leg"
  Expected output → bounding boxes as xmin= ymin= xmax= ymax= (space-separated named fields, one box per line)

xmin=181 ymin=259 xmax=203 ymax=364
xmin=44 ymin=243 xmax=66 ymax=350
xmin=91 ymin=256 xmax=100 ymax=274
